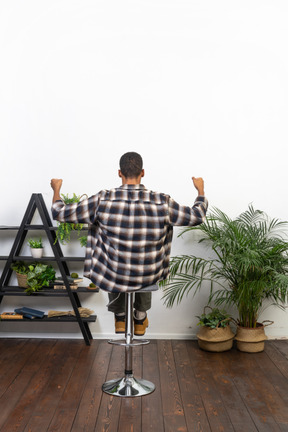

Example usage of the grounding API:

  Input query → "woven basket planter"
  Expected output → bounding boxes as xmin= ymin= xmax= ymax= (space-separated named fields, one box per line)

xmin=16 ymin=272 xmax=28 ymax=288
xmin=197 ymin=325 xmax=235 ymax=352
xmin=235 ymin=322 xmax=272 ymax=353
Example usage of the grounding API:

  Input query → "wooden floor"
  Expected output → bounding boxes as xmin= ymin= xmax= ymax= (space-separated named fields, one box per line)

xmin=0 ymin=338 xmax=287 ymax=432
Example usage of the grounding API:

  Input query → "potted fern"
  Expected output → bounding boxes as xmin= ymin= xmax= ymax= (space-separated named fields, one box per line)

xmin=161 ymin=206 xmax=288 ymax=352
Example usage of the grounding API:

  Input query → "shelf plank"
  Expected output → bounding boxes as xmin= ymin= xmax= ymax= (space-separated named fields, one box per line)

xmin=0 ymin=286 xmax=99 ymax=296
xmin=0 ymin=226 xmax=20 ymax=230
xmin=0 ymin=315 xmax=97 ymax=322
xmin=0 ymin=225 xmax=57 ymax=230
xmin=3 ymin=256 xmax=85 ymax=262
xmin=0 ymin=225 xmax=90 ymax=230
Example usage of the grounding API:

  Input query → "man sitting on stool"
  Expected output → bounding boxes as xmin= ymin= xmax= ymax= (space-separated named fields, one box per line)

xmin=50 ymin=152 xmax=208 ymax=336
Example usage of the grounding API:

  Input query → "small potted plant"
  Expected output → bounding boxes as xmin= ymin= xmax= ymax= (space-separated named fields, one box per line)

xmin=10 ymin=261 xmax=30 ymax=288
xmin=11 ymin=261 xmax=56 ymax=294
xmin=196 ymin=307 xmax=234 ymax=352
xmin=27 ymin=238 xmax=43 ymax=258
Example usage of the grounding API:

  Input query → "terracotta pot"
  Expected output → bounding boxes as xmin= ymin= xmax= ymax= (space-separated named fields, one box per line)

xmin=197 ymin=325 xmax=235 ymax=352
xmin=235 ymin=322 xmax=272 ymax=353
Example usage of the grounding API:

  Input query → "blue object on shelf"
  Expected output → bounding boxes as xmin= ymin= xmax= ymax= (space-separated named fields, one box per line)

xmin=14 ymin=307 xmax=45 ymax=319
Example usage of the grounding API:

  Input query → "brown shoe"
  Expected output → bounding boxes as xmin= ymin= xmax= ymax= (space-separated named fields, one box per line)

xmin=115 ymin=315 xmax=125 ymax=334
xmin=134 ymin=315 xmax=148 ymax=336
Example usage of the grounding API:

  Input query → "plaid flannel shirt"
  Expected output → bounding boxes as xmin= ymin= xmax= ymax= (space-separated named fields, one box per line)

xmin=51 ymin=184 xmax=208 ymax=293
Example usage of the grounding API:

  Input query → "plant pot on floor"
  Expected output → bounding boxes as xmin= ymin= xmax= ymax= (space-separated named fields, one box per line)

xmin=235 ymin=321 xmax=273 ymax=353
xmin=197 ymin=325 xmax=235 ymax=352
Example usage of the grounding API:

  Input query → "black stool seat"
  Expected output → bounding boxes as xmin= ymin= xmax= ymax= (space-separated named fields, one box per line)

xmin=102 ymin=284 xmax=158 ymax=397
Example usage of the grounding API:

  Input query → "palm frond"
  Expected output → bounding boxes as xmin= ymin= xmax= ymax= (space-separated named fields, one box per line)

xmin=161 ymin=274 xmax=213 ymax=308
xmin=163 ymin=204 xmax=288 ymax=327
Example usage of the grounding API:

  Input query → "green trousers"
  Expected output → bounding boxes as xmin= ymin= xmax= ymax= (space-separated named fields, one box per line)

xmin=108 ymin=292 xmax=152 ymax=314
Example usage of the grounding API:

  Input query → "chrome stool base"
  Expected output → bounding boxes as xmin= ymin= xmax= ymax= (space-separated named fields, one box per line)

xmin=102 ymin=374 xmax=155 ymax=397
xmin=108 ymin=338 xmax=150 ymax=347
xmin=102 ymin=285 xmax=158 ymax=398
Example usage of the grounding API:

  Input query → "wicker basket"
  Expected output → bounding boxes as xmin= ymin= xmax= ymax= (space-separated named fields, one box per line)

xmin=235 ymin=323 xmax=270 ymax=353
xmin=16 ymin=272 xmax=28 ymax=288
xmin=197 ymin=325 xmax=235 ymax=352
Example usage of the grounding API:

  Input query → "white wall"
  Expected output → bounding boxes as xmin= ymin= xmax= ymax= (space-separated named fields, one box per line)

xmin=0 ymin=0 xmax=287 ymax=340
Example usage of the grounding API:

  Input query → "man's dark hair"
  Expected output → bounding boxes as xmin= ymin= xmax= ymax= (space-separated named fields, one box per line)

xmin=119 ymin=152 xmax=143 ymax=178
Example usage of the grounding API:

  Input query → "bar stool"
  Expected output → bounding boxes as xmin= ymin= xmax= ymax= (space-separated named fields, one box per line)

xmin=102 ymin=284 xmax=158 ymax=397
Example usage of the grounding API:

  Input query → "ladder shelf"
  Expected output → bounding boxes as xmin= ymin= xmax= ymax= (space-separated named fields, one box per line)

xmin=0 ymin=193 xmax=97 ymax=345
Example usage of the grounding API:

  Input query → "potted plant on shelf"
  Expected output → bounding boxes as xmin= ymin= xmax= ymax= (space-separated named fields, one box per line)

xmin=161 ymin=205 xmax=288 ymax=353
xmin=196 ymin=307 xmax=234 ymax=352
xmin=27 ymin=238 xmax=43 ymax=258
xmin=11 ymin=261 xmax=56 ymax=295
xmin=54 ymin=193 xmax=87 ymax=245
xmin=10 ymin=261 xmax=30 ymax=288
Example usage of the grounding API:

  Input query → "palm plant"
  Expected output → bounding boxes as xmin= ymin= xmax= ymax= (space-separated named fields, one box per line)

xmin=161 ymin=205 xmax=288 ymax=328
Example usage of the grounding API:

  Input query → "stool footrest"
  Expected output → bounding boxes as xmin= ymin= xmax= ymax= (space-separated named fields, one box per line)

xmin=108 ymin=338 xmax=150 ymax=346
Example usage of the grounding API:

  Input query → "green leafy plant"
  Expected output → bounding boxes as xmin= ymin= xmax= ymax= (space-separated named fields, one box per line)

xmin=161 ymin=205 xmax=288 ymax=328
xmin=26 ymin=263 xmax=56 ymax=294
xmin=79 ymin=236 xmax=87 ymax=247
xmin=54 ymin=193 xmax=85 ymax=245
xmin=27 ymin=238 xmax=43 ymax=248
xmin=55 ymin=223 xmax=83 ymax=245
xmin=61 ymin=193 xmax=82 ymax=204
xmin=197 ymin=307 xmax=231 ymax=329
xmin=11 ymin=261 xmax=29 ymax=275
xmin=11 ymin=261 xmax=56 ymax=295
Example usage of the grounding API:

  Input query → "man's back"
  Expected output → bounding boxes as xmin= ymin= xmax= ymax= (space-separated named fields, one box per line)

xmin=51 ymin=151 xmax=208 ymax=293
xmin=52 ymin=183 xmax=207 ymax=292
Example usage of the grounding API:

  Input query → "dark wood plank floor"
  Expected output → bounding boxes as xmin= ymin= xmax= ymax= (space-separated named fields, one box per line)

xmin=0 ymin=338 xmax=287 ymax=432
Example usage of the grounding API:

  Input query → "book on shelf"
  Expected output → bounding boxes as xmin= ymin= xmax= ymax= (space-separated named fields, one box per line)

xmin=54 ymin=276 xmax=83 ymax=284
xmin=1 ymin=312 xmax=23 ymax=319
xmin=14 ymin=307 xmax=45 ymax=319
xmin=54 ymin=285 xmax=78 ymax=290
